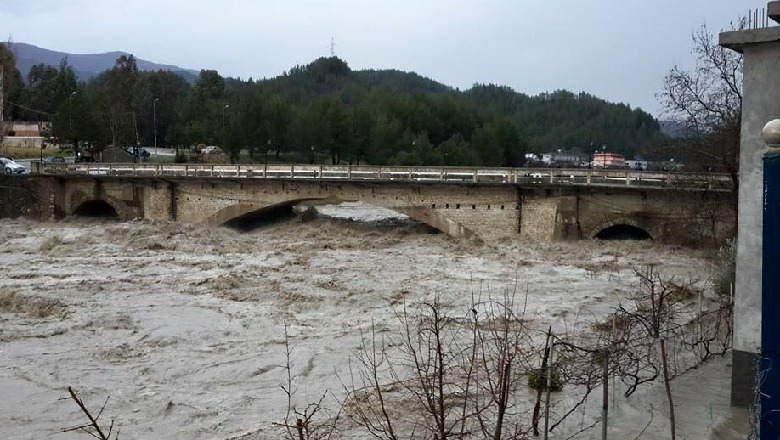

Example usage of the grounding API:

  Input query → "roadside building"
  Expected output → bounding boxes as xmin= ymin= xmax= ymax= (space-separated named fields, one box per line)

xmin=1 ymin=121 xmax=53 ymax=150
xmin=592 ymin=151 xmax=626 ymax=168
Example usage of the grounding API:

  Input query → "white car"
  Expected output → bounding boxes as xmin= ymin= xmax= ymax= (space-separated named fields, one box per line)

xmin=202 ymin=146 xmax=223 ymax=155
xmin=0 ymin=157 xmax=25 ymax=174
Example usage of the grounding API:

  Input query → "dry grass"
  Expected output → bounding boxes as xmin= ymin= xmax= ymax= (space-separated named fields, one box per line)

xmin=196 ymin=152 xmax=229 ymax=164
xmin=0 ymin=146 xmax=52 ymax=159
xmin=0 ymin=290 xmax=66 ymax=318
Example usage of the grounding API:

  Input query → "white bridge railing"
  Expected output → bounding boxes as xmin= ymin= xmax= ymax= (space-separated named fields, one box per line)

xmin=34 ymin=163 xmax=734 ymax=191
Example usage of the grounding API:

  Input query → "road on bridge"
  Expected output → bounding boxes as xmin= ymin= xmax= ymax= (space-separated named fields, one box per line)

xmin=33 ymin=163 xmax=733 ymax=191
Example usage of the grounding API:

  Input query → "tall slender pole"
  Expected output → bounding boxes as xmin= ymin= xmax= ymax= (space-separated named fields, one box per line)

xmin=602 ymin=349 xmax=609 ymax=440
xmin=544 ymin=342 xmax=554 ymax=440
xmin=222 ymin=104 xmax=229 ymax=150
xmin=132 ymin=111 xmax=139 ymax=163
xmin=222 ymin=104 xmax=229 ymax=130
xmin=68 ymin=91 xmax=76 ymax=156
xmin=0 ymin=64 xmax=4 ymax=136
xmin=153 ymin=97 xmax=160 ymax=156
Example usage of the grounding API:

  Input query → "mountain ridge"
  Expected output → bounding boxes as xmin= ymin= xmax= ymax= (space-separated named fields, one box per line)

xmin=10 ymin=42 xmax=198 ymax=83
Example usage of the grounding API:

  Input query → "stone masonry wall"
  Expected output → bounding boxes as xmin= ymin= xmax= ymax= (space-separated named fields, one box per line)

xmin=519 ymin=197 xmax=559 ymax=241
xmin=163 ymin=180 xmax=523 ymax=239
xmin=144 ymin=182 xmax=175 ymax=221
xmin=0 ymin=176 xmax=38 ymax=218
xmin=576 ymin=190 xmax=735 ymax=245
xmin=46 ymin=177 xmax=734 ymax=245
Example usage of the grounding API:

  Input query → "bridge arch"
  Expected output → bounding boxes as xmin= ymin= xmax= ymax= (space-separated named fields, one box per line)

xmin=204 ymin=198 xmax=473 ymax=237
xmin=206 ymin=203 xmax=271 ymax=227
xmin=589 ymin=217 xmax=654 ymax=241
xmin=73 ymin=200 xmax=120 ymax=218
xmin=69 ymin=190 xmax=135 ymax=220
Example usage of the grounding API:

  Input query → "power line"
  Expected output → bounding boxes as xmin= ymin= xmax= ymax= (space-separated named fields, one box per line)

xmin=7 ymin=101 xmax=53 ymax=116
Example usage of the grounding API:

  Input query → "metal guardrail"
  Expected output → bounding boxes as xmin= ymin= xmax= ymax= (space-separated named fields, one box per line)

xmin=33 ymin=163 xmax=734 ymax=191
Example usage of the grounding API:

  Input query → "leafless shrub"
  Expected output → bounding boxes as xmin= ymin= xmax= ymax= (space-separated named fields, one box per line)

xmin=342 ymin=289 xmax=537 ymax=439
xmin=711 ymin=238 xmax=736 ymax=298
xmin=276 ymin=325 xmax=341 ymax=440
xmin=61 ymin=386 xmax=118 ymax=439
xmin=542 ymin=263 xmax=732 ymax=439
xmin=659 ymin=23 xmax=742 ymax=194
xmin=601 ymin=265 xmax=731 ymax=439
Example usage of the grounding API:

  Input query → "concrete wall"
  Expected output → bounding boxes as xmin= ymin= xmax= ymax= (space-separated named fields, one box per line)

xmin=2 ymin=136 xmax=47 ymax=149
xmin=720 ymin=26 xmax=780 ymax=407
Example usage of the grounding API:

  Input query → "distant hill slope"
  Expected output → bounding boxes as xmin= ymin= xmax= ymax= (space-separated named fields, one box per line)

xmin=9 ymin=42 xmax=198 ymax=83
xmin=256 ymin=58 xmax=453 ymax=105
xmin=352 ymin=69 xmax=453 ymax=95
xmin=255 ymin=57 xmax=663 ymax=156
xmin=659 ymin=119 xmax=694 ymax=139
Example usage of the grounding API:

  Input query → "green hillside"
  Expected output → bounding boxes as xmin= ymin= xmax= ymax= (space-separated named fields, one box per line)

xmin=2 ymin=47 xmax=663 ymax=166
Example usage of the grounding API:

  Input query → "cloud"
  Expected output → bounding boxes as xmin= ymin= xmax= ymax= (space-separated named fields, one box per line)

xmin=0 ymin=0 xmax=752 ymax=114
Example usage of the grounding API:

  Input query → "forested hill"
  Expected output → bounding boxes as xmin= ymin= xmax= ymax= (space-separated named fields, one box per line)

xmin=245 ymin=57 xmax=661 ymax=163
xmin=4 ymin=47 xmax=663 ymax=166
xmin=463 ymin=85 xmax=661 ymax=156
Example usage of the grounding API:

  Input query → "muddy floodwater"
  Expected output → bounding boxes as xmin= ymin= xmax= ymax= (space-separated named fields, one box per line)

xmin=0 ymin=203 xmax=747 ymax=439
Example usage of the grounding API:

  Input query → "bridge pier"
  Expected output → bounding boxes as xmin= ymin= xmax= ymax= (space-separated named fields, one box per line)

xmin=143 ymin=181 xmax=178 ymax=221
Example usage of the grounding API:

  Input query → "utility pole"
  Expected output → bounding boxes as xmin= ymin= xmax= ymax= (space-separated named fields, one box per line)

xmin=1 ymin=63 xmax=4 ymax=138
xmin=153 ymin=97 xmax=160 ymax=156
xmin=68 ymin=91 xmax=76 ymax=156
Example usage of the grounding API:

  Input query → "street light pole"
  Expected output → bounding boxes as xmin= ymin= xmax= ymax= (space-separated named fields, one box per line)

xmin=68 ymin=91 xmax=77 ymax=157
xmin=222 ymin=104 xmax=229 ymax=151
xmin=153 ymin=98 xmax=160 ymax=156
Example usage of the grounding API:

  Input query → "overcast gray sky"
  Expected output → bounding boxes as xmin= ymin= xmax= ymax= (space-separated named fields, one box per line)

xmin=1 ymin=0 xmax=760 ymax=115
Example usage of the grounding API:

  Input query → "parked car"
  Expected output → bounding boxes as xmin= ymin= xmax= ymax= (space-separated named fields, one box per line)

xmin=125 ymin=146 xmax=151 ymax=159
xmin=43 ymin=156 xmax=66 ymax=164
xmin=201 ymin=145 xmax=223 ymax=155
xmin=0 ymin=157 xmax=25 ymax=174
xmin=75 ymin=151 xmax=96 ymax=163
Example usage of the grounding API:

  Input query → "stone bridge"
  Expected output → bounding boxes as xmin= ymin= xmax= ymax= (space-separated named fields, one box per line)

xmin=32 ymin=163 xmax=735 ymax=244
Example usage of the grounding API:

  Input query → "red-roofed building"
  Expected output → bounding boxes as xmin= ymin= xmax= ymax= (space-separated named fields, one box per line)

xmin=2 ymin=121 xmax=50 ymax=137
xmin=592 ymin=152 xmax=626 ymax=168
xmin=1 ymin=121 xmax=52 ymax=149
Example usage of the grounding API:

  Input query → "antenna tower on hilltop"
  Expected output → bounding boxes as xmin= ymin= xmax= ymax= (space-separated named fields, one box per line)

xmin=330 ymin=37 xmax=335 ymax=57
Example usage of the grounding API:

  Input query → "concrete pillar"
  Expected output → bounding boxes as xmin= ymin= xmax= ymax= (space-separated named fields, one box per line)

xmin=720 ymin=8 xmax=780 ymax=407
